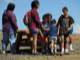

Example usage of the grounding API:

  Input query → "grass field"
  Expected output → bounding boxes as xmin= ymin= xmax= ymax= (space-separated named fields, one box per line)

xmin=0 ymin=32 xmax=2 ymax=50
xmin=0 ymin=32 xmax=2 ymax=41
xmin=0 ymin=32 xmax=80 ymax=60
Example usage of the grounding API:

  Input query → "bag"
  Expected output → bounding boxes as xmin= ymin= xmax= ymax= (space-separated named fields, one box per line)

xmin=23 ymin=14 xmax=29 ymax=26
xmin=23 ymin=11 xmax=35 ymax=26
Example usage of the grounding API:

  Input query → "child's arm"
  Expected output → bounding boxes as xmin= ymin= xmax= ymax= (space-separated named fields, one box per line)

xmin=42 ymin=24 xmax=50 ymax=31
xmin=68 ymin=24 xmax=73 ymax=31
xmin=39 ymin=29 xmax=43 ymax=37
xmin=57 ymin=25 xmax=60 ymax=35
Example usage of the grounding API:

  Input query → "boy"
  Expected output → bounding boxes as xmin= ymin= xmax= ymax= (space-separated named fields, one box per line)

xmin=2 ymin=3 xmax=18 ymax=54
xmin=57 ymin=7 xmax=74 ymax=54
xmin=23 ymin=0 xmax=42 ymax=54
xmin=49 ymin=20 xmax=58 ymax=54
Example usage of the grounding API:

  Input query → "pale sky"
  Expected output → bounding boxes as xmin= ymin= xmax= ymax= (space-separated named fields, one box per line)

xmin=0 ymin=0 xmax=80 ymax=34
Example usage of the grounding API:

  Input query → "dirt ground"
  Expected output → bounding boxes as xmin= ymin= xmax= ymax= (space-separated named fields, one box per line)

xmin=0 ymin=54 xmax=80 ymax=60
xmin=0 ymin=32 xmax=80 ymax=60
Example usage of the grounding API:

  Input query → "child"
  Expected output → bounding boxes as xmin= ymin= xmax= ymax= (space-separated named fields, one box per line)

xmin=2 ymin=3 xmax=18 ymax=54
xmin=49 ymin=20 xmax=58 ymax=54
xmin=42 ymin=13 xmax=52 ymax=54
xmin=23 ymin=0 xmax=42 ymax=54
xmin=57 ymin=7 xmax=74 ymax=54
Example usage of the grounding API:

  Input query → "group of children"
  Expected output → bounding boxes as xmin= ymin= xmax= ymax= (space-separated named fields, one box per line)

xmin=41 ymin=13 xmax=58 ymax=54
xmin=41 ymin=12 xmax=74 ymax=55
xmin=2 ymin=0 xmax=74 ymax=55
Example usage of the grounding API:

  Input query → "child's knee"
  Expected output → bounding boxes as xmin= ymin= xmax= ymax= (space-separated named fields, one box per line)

xmin=66 ymin=37 xmax=70 ymax=43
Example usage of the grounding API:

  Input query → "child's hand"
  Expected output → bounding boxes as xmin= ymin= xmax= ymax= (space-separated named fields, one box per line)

xmin=16 ymin=29 xmax=19 ymax=33
xmin=68 ymin=27 xmax=72 ymax=31
xmin=57 ymin=32 xmax=59 ymax=36
xmin=38 ymin=29 xmax=43 ymax=37
xmin=25 ymin=28 xmax=30 ymax=34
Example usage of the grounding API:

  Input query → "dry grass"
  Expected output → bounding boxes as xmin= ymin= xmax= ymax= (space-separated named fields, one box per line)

xmin=0 ymin=54 xmax=80 ymax=60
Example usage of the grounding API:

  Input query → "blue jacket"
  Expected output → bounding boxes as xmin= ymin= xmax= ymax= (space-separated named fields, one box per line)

xmin=49 ymin=24 xmax=58 ymax=36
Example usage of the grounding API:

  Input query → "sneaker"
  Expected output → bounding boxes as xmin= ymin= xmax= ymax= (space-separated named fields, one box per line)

xmin=54 ymin=49 xmax=57 ymax=54
xmin=2 ymin=50 xmax=6 ymax=54
xmin=32 ymin=49 xmax=39 ymax=55
xmin=51 ymin=49 xmax=54 ymax=54
xmin=32 ymin=52 xmax=39 ymax=55
xmin=65 ymin=49 xmax=69 ymax=54
xmin=70 ymin=44 xmax=74 ymax=51
xmin=61 ymin=48 xmax=64 ymax=55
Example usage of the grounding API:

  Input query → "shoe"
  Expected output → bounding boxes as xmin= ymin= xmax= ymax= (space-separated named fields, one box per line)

xmin=32 ymin=52 xmax=39 ymax=55
xmin=65 ymin=48 xmax=69 ymax=54
xmin=61 ymin=48 xmax=64 ymax=55
xmin=70 ymin=44 xmax=74 ymax=51
xmin=54 ymin=49 xmax=57 ymax=54
xmin=51 ymin=52 xmax=55 ymax=55
xmin=2 ymin=50 xmax=6 ymax=54
xmin=51 ymin=49 xmax=54 ymax=54
xmin=11 ymin=43 xmax=16 ymax=54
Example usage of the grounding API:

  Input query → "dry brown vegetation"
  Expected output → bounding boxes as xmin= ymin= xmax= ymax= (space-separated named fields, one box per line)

xmin=0 ymin=32 xmax=80 ymax=60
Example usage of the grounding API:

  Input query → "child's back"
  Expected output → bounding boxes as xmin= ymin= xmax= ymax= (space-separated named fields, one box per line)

xmin=49 ymin=20 xmax=58 ymax=37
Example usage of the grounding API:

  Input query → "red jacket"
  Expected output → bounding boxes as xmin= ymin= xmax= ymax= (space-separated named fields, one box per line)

xmin=25 ymin=8 xmax=41 ymax=31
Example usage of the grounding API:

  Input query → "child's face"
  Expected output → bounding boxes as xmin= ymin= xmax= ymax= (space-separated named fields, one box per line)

xmin=47 ymin=16 xmax=52 ymax=23
xmin=63 ymin=10 xmax=68 ymax=16
xmin=36 ymin=4 xmax=39 ymax=9
xmin=48 ymin=16 xmax=52 ymax=21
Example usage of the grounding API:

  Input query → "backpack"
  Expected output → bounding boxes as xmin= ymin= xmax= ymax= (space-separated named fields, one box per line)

xmin=23 ymin=11 xmax=36 ymax=26
xmin=23 ymin=14 xmax=30 ymax=26
xmin=23 ymin=11 xmax=41 ymax=28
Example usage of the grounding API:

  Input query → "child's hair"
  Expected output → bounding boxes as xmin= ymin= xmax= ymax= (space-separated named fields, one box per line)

xmin=31 ymin=0 xmax=39 ymax=8
xmin=7 ymin=3 xmax=15 ymax=11
xmin=50 ymin=19 xmax=56 ymax=24
xmin=62 ymin=6 xmax=68 ymax=12
xmin=42 ymin=13 xmax=52 ymax=20
xmin=42 ymin=14 xmax=46 ymax=20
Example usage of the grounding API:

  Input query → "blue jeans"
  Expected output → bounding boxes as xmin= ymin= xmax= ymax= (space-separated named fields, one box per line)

xmin=2 ymin=27 xmax=16 ymax=51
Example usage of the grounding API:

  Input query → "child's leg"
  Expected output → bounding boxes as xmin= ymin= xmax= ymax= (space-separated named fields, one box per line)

xmin=49 ymin=37 xmax=54 ymax=54
xmin=68 ymin=29 xmax=74 ymax=51
xmin=50 ymin=40 xmax=54 ymax=53
xmin=9 ymin=31 xmax=16 ymax=53
xmin=69 ymin=35 xmax=74 ymax=51
xmin=42 ymin=36 xmax=49 ymax=54
xmin=2 ymin=32 xmax=9 ymax=54
xmin=54 ymin=37 xmax=57 ymax=53
xmin=65 ymin=36 xmax=69 ymax=53
xmin=57 ymin=36 xmax=61 ymax=52
xmin=45 ymin=36 xmax=48 ymax=43
xmin=32 ymin=34 xmax=37 ymax=54
xmin=61 ymin=35 xmax=65 ymax=54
